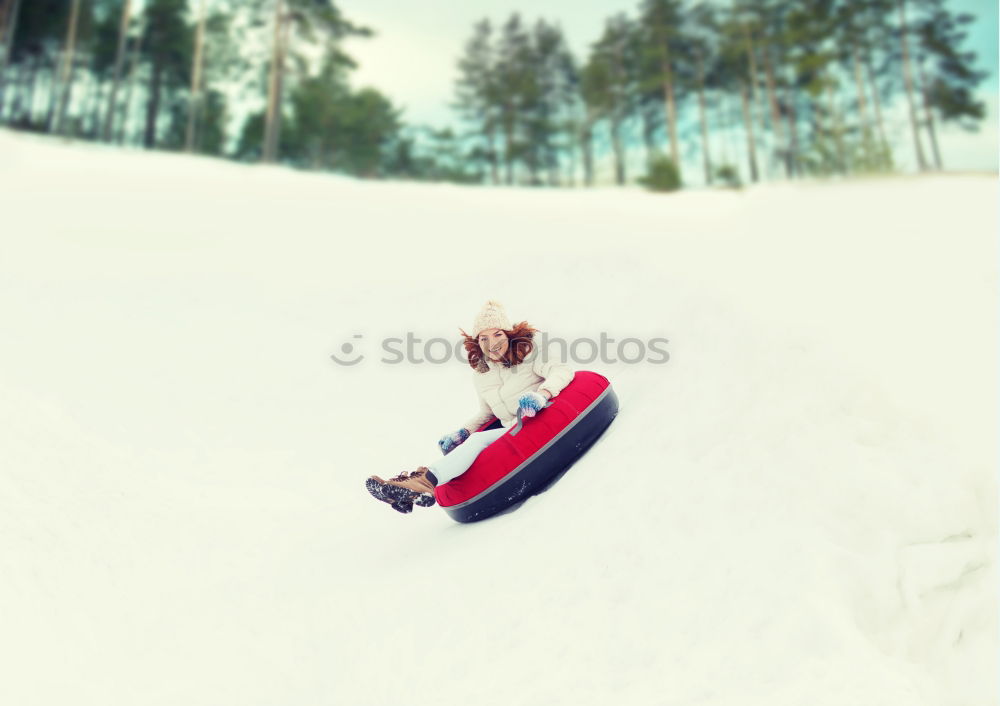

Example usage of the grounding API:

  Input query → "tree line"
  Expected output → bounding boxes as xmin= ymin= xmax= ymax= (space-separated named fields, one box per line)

xmin=0 ymin=0 xmax=408 ymax=176
xmin=454 ymin=0 xmax=988 ymax=187
xmin=0 ymin=0 xmax=987 ymax=187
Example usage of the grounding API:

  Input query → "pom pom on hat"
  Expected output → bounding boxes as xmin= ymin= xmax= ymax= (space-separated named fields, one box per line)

xmin=472 ymin=300 xmax=512 ymax=337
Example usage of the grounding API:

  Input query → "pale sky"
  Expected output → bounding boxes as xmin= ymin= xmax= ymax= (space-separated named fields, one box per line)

xmin=339 ymin=0 xmax=999 ymax=174
xmin=341 ymin=0 xmax=616 ymax=127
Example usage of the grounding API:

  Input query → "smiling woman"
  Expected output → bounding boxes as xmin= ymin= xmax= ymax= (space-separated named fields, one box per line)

xmin=364 ymin=299 xmax=607 ymax=516
xmin=479 ymin=328 xmax=510 ymax=363
xmin=460 ymin=301 xmax=537 ymax=373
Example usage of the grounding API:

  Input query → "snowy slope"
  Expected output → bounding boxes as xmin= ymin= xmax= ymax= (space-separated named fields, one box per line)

xmin=0 ymin=129 xmax=996 ymax=706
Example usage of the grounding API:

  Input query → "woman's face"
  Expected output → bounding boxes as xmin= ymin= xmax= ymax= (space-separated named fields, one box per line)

xmin=479 ymin=328 xmax=508 ymax=362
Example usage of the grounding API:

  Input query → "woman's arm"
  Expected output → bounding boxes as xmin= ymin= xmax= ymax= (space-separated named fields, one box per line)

xmin=531 ymin=350 xmax=575 ymax=399
xmin=461 ymin=393 xmax=497 ymax=435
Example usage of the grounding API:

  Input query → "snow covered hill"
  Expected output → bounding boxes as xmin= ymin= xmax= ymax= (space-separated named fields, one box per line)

xmin=1 ymin=129 xmax=996 ymax=706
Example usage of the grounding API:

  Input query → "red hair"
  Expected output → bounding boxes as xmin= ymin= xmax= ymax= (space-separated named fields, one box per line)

xmin=459 ymin=321 xmax=538 ymax=372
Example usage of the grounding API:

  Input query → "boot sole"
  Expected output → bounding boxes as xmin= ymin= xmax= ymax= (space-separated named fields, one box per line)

xmin=365 ymin=477 xmax=435 ymax=510
xmin=365 ymin=478 xmax=413 ymax=513
xmin=380 ymin=480 xmax=437 ymax=508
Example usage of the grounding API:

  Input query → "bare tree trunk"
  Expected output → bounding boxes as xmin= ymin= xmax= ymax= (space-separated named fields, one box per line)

xmin=53 ymin=0 xmax=82 ymax=136
xmin=45 ymin=61 xmax=60 ymax=129
xmin=86 ymin=76 xmax=103 ymax=137
xmin=32 ymin=56 xmax=48 ymax=125
xmin=103 ymin=0 xmax=132 ymax=142
xmin=485 ymin=124 xmax=499 ymax=185
xmin=0 ymin=0 xmax=23 ymax=117
xmin=271 ymin=13 xmax=291 ymax=160
xmin=825 ymin=80 xmax=847 ymax=173
xmin=897 ymin=0 xmax=927 ymax=171
xmin=12 ymin=53 xmax=34 ymax=124
xmin=914 ymin=52 xmax=942 ymax=169
xmin=719 ymin=91 xmax=736 ymax=169
xmin=610 ymin=117 xmax=625 ymax=185
xmin=580 ymin=116 xmax=594 ymax=187
xmin=761 ymin=46 xmax=788 ymax=178
xmin=262 ymin=0 xmax=284 ymax=163
xmin=0 ymin=59 xmax=16 ymax=119
xmin=659 ymin=51 xmax=680 ymax=171
xmin=611 ymin=29 xmax=627 ymax=186
xmin=0 ymin=0 xmax=9 ymax=41
xmin=91 ymin=78 xmax=105 ymax=137
xmin=739 ymin=80 xmax=759 ymax=182
xmin=488 ymin=128 xmax=499 ymax=185
xmin=695 ymin=48 xmax=712 ymax=185
xmin=651 ymin=10 xmax=680 ymax=173
xmin=740 ymin=18 xmax=768 ymax=177
xmin=851 ymin=43 xmax=874 ymax=160
xmin=564 ymin=123 xmax=577 ymax=187
xmin=144 ymin=62 xmax=163 ymax=148
xmin=863 ymin=48 xmax=890 ymax=162
xmin=118 ymin=31 xmax=143 ymax=145
xmin=641 ymin=103 xmax=656 ymax=165
xmin=502 ymin=110 xmax=514 ymax=184
xmin=185 ymin=0 xmax=207 ymax=152
xmin=784 ymin=75 xmax=800 ymax=178
xmin=13 ymin=53 xmax=30 ymax=123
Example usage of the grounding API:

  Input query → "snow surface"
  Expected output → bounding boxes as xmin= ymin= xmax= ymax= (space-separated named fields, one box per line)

xmin=1 ymin=128 xmax=997 ymax=706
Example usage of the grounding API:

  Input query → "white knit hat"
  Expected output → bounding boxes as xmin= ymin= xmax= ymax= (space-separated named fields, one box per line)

xmin=471 ymin=300 xmax=511 ymax=337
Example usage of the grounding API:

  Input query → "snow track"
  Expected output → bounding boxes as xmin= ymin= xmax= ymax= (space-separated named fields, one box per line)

xmin=1 ymin=129 xmax=996 ymax=706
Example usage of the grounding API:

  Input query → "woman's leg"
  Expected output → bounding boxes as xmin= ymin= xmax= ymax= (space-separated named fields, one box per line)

xmin=427 ymin=427 xmax=507 ymax=484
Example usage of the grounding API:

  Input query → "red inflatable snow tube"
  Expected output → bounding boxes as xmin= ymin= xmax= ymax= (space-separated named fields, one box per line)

xmin=434 ymin=370 xmax=619 ymax=522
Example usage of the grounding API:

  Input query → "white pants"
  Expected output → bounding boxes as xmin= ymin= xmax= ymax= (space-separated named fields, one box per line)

xmin=427 ymin=427 xmax=508 ymax=485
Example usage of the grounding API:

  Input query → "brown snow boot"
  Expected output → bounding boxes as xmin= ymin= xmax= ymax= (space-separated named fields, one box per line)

xmin=405 ymin=468 xmax=438 ymax=492
xmin=366 ymin=467 xmax=437 ymax=512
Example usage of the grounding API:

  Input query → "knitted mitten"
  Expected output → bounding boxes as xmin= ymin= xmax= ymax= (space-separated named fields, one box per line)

xmin=518 ymin=391 xmax=548 ymax=418
xmin=438 ymin=428 xmax=470 ymax=455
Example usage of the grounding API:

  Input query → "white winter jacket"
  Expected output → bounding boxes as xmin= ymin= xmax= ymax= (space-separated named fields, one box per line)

xmin=461 ymin=346 xmax=575 ymax=434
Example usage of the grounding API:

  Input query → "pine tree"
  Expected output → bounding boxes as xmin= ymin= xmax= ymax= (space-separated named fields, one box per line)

xmin=896 ymin=0 xmax=928 ymax=170
xmin=687 ymin=2 xmax=721 ymax=185
xmin=912 ymin=0 xmax=987 ymax=169
xmin=185 ymin=5 xmax=235 ymax=154
xmin=524 ymin=19 xmax=575 ymax=185
xmin=584 ymin=14 xmax=640 ymax=185
xmin=717 ymin=5 xmax=760 ymax=180
xmin=101 ymin=0 xmax=132 ymax=141
xmin=0 ymin=0 xmax=24 ymax=116
xmin=494 ymin=14 xmax=533 ymax=184
xmin=638 ymin=0 xmax=685 ymax=176
xmin=141 ymin=0 xmax=191 ymax=148
xmin=259 ymin=0 xmax=369 ymax=163
xmin=454 ymin=19 xmax=500 ymax=183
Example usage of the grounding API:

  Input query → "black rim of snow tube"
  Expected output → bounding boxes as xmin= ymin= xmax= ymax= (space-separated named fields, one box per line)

xmin=442 ymin=384 xmax=619 ymax=523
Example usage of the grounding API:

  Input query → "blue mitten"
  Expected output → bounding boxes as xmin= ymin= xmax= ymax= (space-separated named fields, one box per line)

xmin=438 ymin=428 xmax=470 ymax=455
xmin=518 ymin=391 xmax=548 ymax=418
